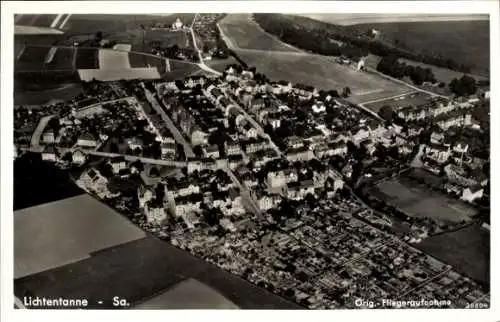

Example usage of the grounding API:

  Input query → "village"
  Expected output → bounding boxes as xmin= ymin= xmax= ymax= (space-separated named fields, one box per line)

xmin=12 ymin=61 xmax=490 ymax=309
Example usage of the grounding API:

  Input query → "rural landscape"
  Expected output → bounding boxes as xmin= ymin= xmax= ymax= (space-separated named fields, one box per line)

xmin=12 ymin=11 xmax=490 ymax=312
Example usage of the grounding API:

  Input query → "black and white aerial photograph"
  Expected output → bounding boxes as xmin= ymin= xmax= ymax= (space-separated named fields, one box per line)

xmin=1 ymin=1 xmax=498 ymax=322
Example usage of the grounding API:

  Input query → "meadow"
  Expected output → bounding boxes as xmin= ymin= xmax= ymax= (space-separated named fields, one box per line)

xmin=218 ymin=14 xmax=301 ymax=52
xmin=235 ymin=49 xmax=411 ymax=103
xmin=372 ymin=176 xmax=478 ymax=223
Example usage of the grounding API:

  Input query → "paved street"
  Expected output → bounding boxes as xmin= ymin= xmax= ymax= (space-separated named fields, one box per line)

xmin=143 ymin=86 xmax=195 ymax=158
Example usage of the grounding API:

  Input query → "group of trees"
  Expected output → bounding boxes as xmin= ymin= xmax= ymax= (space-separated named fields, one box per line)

xmin=254 ymin=14 xmax=368 ymax=61
xmin=254 ymin=14 xmax=475 ymax=75
xmin=449 ymin=75 xmax=477 ymax=97
xmin=376 ymin=55 xmax=437 ymax=85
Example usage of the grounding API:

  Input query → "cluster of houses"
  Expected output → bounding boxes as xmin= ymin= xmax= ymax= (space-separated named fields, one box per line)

xmin=137 ymin=168 xmax=246 ymax=230
xmin=396 ymin=96 xmax=479 ymax=130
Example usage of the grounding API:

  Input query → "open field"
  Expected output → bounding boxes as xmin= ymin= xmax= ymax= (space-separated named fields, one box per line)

xmin=219 ymin=14 xmax=301 ymax=52
xmin=14 ymin=70 xmax=82 ymax=104
xmin=416 ymin=224 xmax=490 ymax=285
xmin=108 ymin=29 xmax=190 ymax=53
xmin=46 ymin=47 xmax=75 ymax=69
xmin=235 ymin=49 xmax=411 ymax=103
xmin=99 ymin=48 xmax=131 ymax=69
xmin=14 ymin=194 xmax=147 ymax=279
xmin=75 ymin=47 xmax=99 ymax=69
xmin=135 ymin=278 xmax=240 ymax=309
xmin=353 ymin=20 xmax=490 ymax=76
xmin=14 ymin=83 xmax=83 ymax=106
xmin=59 ymin=14 xmax=195 ymax=34
xmin=78 ymin=67 xmax=161 ymax=82
xmin=363 ymin=91 xmax=432 ymax=112
xmin=129 ymin=52 xmax=167 ymax=70
xmin=15 ymin=236 xmax=301 ymax=309
xmin=398 ymin=58 xmax=489 ymax=83
xmin=207 ymin=57 xmax=240 ymax=73
xmin=371 ymin=176 xmax=478 ymax=223
xmin=14 ymin=153 xmax=84 ymax=209
xmin=15 ymin=14 xmax=59 ymax=27
xmin=299 ymin=14 xmax=488 ymax=26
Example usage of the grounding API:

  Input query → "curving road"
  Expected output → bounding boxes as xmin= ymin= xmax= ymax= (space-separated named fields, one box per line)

xmin=30 ymin=115 xmax=55 ymax=150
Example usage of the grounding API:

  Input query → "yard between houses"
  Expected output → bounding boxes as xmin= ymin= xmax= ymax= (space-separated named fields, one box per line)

xmin=371 ymin=176 xmax=478 ymax=223
xmin=234 ymin=49 xmax=411 ymax=103
xmin=218 ymin=14 xmax=302 ymax=52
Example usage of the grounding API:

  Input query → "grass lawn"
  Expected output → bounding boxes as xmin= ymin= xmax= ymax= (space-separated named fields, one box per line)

xmin=219 ymin=14 xmax=301 ymax=52
xmin=235 ymin=49 xmax=411 ymax=103
xmin=415 ymin=224 xmax=490 ymax=284
xmin=363 ymin=91 xmax=432 ymax=112
xmin=75 ymin=47 xmax=99 ymax=69
xmin=353 ymin=20 xmax=490 ymax=76
xmin=373 ymin=176 xmax=478 ymax=223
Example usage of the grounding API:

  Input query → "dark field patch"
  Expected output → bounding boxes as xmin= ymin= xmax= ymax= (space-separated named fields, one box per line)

xmin=129 ymin=52 xmax=167 ymax=71
xmin=15 ymin=237 xmax=301 ymax=309
xmin=75 ymin=48 xmax=99 ymax=69
xmin=353 ymin=20 xmax=490 ymax=76
xmin=415 ymin=224 xmax=490 ymax=285
xmin=14 ymin=83 xmax=83 ymax=106
xmin=46 ymin=47 xmax=76 ymax=70
xmin=14 ymin=153 xmax=84 ymax=211
xmin=62 ymin=14 xmax=195 ymax=35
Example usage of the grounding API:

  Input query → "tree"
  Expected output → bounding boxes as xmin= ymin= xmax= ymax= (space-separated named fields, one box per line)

xmin=149 ymin=167 xmax=160 ymax=177
xmin=95 ymin=31 xmax=103 ymax=42
xmin=133 ymin=147 xmax=142 ymax=156
xmin=193 ymin=145 xmax=203 ymax=157
xmin=342 ymin=86 xmax=351 ymax=98
xmin=378 ymin=105 xmax=394 ymax=123
xmin=110 ymin=142 xmax=119 ymax=153
xmin=98 ymin=162 xmax=114 ymax=178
